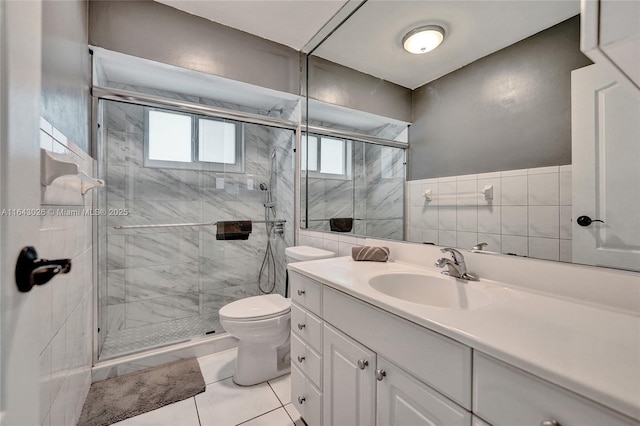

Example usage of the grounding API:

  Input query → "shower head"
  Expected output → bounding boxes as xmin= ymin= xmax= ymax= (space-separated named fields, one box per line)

xmin=259 ymin=183 xmax=268 ymax=191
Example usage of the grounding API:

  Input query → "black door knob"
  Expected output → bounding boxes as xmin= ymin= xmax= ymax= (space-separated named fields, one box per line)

xmin=577 ymin=215 xmax=605 ymax=227
xmin=15 ymin=246 xmax=71 ymax=292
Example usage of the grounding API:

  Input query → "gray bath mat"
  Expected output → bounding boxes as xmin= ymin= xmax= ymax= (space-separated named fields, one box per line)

xmin=78 ymin=358 xmax=206 ymax=426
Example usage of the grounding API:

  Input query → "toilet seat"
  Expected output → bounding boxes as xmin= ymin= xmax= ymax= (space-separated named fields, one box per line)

xmin=219 ymin=294 xmax=290 ymax=322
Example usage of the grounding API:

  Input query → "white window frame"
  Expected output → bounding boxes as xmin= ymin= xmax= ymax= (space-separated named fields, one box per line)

xmin=144 ymin=108 xmax=244 ymax=173
xmin=302 ymin=133 xmax=352 ymax=180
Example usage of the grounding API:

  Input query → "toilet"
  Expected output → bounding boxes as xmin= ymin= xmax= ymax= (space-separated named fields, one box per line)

xmin=219 ymin=246 xmax=334 ymax=386
xmin=284 ymin=245 xmax=335 ymax=265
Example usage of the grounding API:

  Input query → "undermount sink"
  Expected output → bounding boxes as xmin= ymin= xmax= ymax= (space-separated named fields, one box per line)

xmin=367 ymin=272 xmax=491 ymax=310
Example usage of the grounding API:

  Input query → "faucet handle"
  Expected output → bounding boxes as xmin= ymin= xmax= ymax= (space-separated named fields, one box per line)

xmin=441 ymin=247 xmax=464 ymax=264
xmin=473 ymin=242 xmax=488 ymax=251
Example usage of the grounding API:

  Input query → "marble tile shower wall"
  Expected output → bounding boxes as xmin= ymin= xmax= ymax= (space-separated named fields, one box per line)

xmin=38 ymin=119 xmax=93 ymax=426
xmin=359 ymin=143 xmax=404 ymax=240
xmin=302 ymin=142 xmax=404 ymax=240
xmin=406 ymin=166 xmax=573 ymax=262
xmin=100 ymin=97 xmax=295 ymax=342
xmin=301 ymin=142 xmax=404 ymax=239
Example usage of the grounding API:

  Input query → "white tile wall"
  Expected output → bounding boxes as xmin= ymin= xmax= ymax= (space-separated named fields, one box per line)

xmin=407 ymin=165 xmax=572 ymax=262
xmin=298 ymin=230 xmax=366 ymax=258
xmin=38 ymin=119 xmax=94 ymax=426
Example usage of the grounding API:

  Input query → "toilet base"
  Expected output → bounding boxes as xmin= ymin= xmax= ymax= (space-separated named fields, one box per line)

xmin=233 ymin=335 xmax=291 ymax=386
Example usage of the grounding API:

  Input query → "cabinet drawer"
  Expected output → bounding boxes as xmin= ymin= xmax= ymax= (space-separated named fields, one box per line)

xmin=291 ymin=302 xmax=323 ymax=353
xmin=323 ymin=286 xmax=472 ymax=409
xmin=473 ymin=352 xmax=636 ymax=426
xmin=291 ymin=332 xmax=322 ymax=389
xmin=290 ymin=271 xmax=322 ymax=315
xmin=377 ymin=356 xmax=471 ymax=426
xmin=292 ymin=364 xmax=322 ymax=426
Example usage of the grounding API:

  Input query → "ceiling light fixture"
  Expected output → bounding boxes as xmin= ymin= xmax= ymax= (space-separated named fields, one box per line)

xmin=402 ymin=25 xmax=445 ymax=54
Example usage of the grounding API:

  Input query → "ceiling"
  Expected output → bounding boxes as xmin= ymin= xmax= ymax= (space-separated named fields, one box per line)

xmin=314 ymin=0 xmax=580 ymax=89
xmin=155 ymin=0 xmax=349 ymax=51
xmin=154 ymin=0 xmax=579 ymax=90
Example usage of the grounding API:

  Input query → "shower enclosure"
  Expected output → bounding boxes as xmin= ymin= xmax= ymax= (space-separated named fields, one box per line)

xmin=95 ymin=97 xmax=296 ymax=360
xmin=301 ymin=136 xmax=406 ymax=240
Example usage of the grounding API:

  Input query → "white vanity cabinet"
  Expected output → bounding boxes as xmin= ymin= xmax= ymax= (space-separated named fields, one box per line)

xmin=288 ymin=270 xmax=639 ymax=426
xmin=323 ymin=322 xmax=470 ymax=426
xmin=290 ymin=272 xmax=324 ymax=425
xmin=376 ymin=357 xmax=472 ymax=426
xmin=473 ymin=352 xmax=635 ymax=426
xmin=323 ymin=324 xmax=376 ymax=425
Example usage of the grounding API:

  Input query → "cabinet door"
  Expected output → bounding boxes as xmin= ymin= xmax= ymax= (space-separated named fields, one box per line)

xmin=377 ymin=357 xmax=472 ymax=426
xmin=323 ymin=324 xmax=376 ymax=426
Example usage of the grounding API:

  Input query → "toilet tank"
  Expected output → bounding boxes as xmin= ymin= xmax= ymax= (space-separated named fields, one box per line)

xmin=285 ymin=246 xmax=335 ymax=263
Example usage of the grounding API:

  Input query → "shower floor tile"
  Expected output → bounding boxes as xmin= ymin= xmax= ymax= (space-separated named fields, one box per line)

xmin=100 ymin=313 xmax=221 ymax=360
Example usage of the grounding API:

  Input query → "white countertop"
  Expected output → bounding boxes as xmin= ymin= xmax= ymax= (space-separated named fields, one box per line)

xmin=289 ymin=256 xmax=640 ymax=421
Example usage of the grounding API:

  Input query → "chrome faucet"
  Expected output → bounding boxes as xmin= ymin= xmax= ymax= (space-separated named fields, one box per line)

xmin=435 ymin=248 xmax=478 ymax=281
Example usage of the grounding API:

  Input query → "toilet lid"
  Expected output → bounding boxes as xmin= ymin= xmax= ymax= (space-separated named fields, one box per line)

xmin=219 ymin=294 xmax=291 ymax=321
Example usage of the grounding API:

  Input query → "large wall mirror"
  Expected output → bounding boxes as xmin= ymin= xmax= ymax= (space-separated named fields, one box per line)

xmin=302 ymin=0 xmax=640 ymax=272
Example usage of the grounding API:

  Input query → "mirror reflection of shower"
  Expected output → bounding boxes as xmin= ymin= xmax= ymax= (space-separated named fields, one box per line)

xmin=258 ymin=148 xmax=278 ymax=294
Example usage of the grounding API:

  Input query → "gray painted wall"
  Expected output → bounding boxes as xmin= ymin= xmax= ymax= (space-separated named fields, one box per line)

xmin=89 ymin=0 xmax=300 ymax=95
xmin=409 ymin=16 xmax=592 ymax=180
xmin=307 ymin=56 xmax=412 ymax=122
xmin=41 ymin=0 xmax=91 ymax=152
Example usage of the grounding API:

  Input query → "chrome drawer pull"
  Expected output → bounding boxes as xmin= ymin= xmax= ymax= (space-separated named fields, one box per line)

xmin=297 ymin=289 xmax=305 ymax=296
xmin=298 ymin=396 xmax=306 ymax=404
xmin=297 ymin=355 xmax=305 ymax=363
xmin=540 ymin=421 xmax=560 ymax=426
xmin=376 ymin=369 xmax=386 ymax=381
xmin=298 ymin=323 xmax=306 ymax=330
xmin=357 ymin=359 xmax=369 ymax=370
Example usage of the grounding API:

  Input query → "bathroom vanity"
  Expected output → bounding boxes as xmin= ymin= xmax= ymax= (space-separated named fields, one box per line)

xmin=288 ymin=241 xmax=640 ymax=426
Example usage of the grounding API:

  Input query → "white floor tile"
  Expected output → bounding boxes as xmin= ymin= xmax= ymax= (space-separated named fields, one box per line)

xmin=198 ymin=348 xmax=237 ymax=384
xmin=239 ymin=408 xmax=293 ymax=426
xmin=268 ymin=374 xmax=291 ymax=405
xmin=112 ymin=398 xmax=199 ymax=426
xmin=283 ymin=403 xmax=304 ymax=426
xmin=195 ymin=377 xmax=281 ymax=426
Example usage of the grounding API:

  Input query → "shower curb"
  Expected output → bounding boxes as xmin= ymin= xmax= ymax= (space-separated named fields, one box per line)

xmin=91 ymin=333 xmax=237 ymax=383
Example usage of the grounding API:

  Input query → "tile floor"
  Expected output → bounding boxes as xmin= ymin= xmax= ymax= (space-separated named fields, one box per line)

xmin=113 ymin=348 xmax=303 ymax=426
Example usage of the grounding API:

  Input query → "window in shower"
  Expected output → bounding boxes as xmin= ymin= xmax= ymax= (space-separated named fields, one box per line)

xmin=145 ymin=108 xmax=244 ymax=172
xmin=301 ymin=134 xmax=351 ymax=178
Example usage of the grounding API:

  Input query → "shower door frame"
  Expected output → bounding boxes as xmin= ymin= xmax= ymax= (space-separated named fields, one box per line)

xmin=90 ymin=86 xmax=301 ymax=365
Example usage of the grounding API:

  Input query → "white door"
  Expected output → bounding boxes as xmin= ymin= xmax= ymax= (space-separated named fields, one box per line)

xmin=571 ymin=64 xmax=640 ymax=270
xmin=323 ymin=324 xmax=376 ymax=426
xmin=0 ymin=1 xmax=43 ymax=425
xmin=376 ymin=357 xmax=471 ymax=426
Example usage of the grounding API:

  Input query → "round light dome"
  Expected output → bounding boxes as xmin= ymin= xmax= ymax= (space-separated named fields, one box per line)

xmin=402 ymin=25 xmax=445 ymax=54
